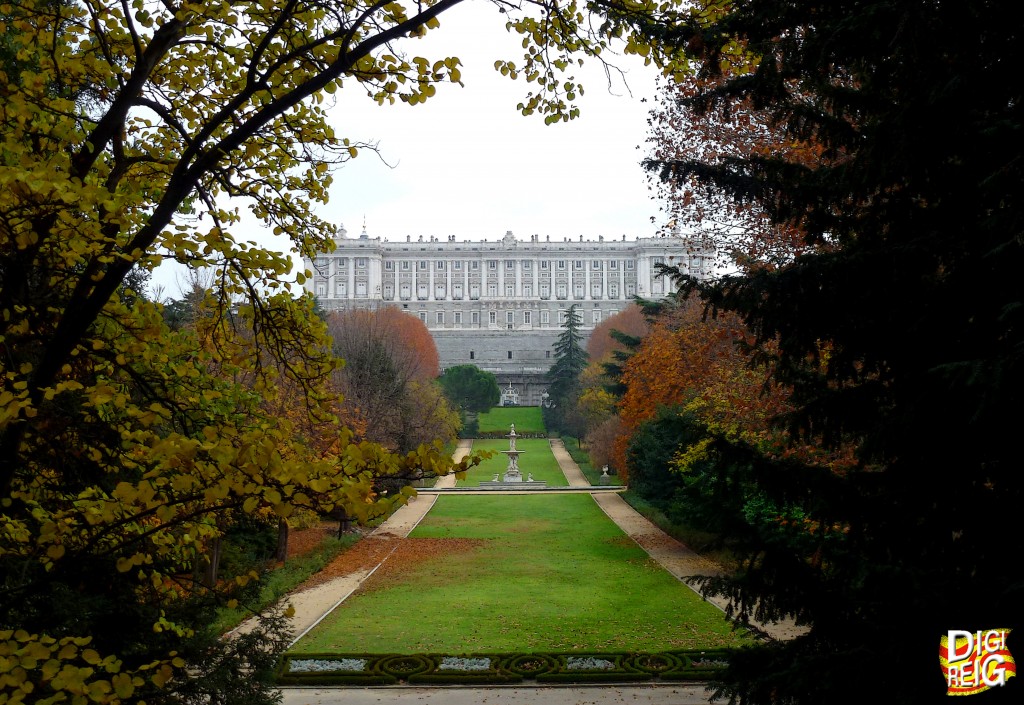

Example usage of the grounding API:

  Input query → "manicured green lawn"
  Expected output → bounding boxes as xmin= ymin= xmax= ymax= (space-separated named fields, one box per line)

xmin=477 ymin=406 xmax=545 ymax=434
xmin=458 ymin=439 xmax=568 ymax=487
xmin=292 ymin=494 xmax=747 ymax=654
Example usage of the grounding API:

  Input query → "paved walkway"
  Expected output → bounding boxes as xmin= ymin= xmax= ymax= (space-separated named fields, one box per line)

xmin=282 ymin=683 xmax=716 ymax=705
xmin=269 ymin=437 xmax=801 ymax=703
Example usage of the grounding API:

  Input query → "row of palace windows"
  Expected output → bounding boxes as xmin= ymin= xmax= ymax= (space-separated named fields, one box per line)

xmin=384 ymin=282 xmax=636 ymax=300
xmin=384 ymin=259 xmax=636 ymax=272
xmin=314 ymin=257 xmax=368 ymax=269
xmin=412 ymin=308 xmax=615 ymax=326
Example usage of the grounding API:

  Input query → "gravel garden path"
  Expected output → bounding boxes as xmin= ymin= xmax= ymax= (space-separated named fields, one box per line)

xmin=249 ymin=437 xmax=802 ymax=644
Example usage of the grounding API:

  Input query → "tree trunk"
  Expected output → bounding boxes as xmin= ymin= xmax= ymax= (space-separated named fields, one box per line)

xmin=276 ymin=519 xmax=289 ymax=562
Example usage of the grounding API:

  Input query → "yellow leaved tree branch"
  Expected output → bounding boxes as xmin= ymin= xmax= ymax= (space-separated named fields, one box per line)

xmin=0 ymin=0 xmax=695 ymax=702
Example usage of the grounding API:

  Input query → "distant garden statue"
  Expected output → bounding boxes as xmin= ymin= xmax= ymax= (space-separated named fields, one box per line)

xmin=499 ymin=383 xmax=520 ymax=407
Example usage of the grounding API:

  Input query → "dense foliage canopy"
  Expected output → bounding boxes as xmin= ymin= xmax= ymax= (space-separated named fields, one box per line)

xmin=1 ymin=0 xmax=693 ymax=701
xmin=438 ymin=364 xmax=501 ymax=414
xmin=635 ymin=0 xmax=1024 ymax=702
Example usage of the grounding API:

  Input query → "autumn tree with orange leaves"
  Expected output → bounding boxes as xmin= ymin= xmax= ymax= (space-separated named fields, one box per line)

xmin=646 ymin=71 xmax=827 ymax=272
xmin=326 ymin=307 xmax=457 ymax=453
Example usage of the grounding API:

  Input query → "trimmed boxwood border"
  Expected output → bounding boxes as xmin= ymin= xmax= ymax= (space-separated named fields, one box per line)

xmin=623 ymin=652 xmax=683 ymax=675
xmin=276 ymin=653 xmax=396 ymax=686
xmin=661 ymin=649 xmax=732 ymax=680
xmin=499 ymin=653 xmax=559 ymax=678
xmin=278 ymin=649 xmax=731 ymax=686
xmin=409 ymin=653 xmax=523 ymax=685
xmin=378 ymin=654 xmax=434 ymax=679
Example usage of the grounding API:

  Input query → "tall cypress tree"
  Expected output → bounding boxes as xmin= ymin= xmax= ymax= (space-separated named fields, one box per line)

xmin=634 ymin=1 xmax=1024 ymax=702
xmin=545 ymin=304 xmax=588 ymax=433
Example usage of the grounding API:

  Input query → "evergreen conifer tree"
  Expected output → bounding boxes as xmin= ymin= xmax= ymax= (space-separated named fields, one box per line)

xmin=545 ymin=304 xmax=588 ymax=433
xmin=634 ymin=1 xmax=1024 ymax=702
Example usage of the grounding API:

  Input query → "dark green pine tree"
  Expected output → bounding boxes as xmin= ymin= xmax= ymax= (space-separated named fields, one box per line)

xmin=545 ymin=304 xmax=588 ymax=433
xmin=629 ymin=1 xmax=1024 ymax=703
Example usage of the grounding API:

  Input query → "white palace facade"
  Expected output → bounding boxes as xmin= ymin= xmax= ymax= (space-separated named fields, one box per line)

xmin=303 ymin=227 xmax=712 ymax=405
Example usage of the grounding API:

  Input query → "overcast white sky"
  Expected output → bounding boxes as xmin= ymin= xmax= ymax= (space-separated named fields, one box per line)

xmin=154 ymin=2 xmax=667 ymax=296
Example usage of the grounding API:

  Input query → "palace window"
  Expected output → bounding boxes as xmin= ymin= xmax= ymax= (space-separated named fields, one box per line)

xmin=471 ymin=261 xmax=479 ymax=270
xmin=454 ymin=261 xmax=462 ymax=270
xmin=574 ymin=260 xmax=583 ymax=270
xmin=488 ymin=260 xmax=497 ymax=270
xmin=523 ymin=260 xmax=532 ymax=270
xmin=419 ymin=260 xmax=428 ymax=270
xmin=489 ymin=311 xmax=497 ymax=324
xmin=454 ymin=311 xmax=462 ymax=324
xmin=471 ymin=311 xmax=480 ymax=324
xmin=488 ymin=283 xmax=497 ymax=297
xmin=540 ymin=261 xmax=549 ymax=270
xmin=540 ymin=310 xmax=550 ymax=324
xmin=356 ymin=257 xmax=367 ymax=268
xmin=506 ymin=311 xmax=514 ymax=325
xmin=557 ymin=260 xmax=566 ymax=270
xmin=384 ymin=261 xmax=393 ymax=270
xmin=436 ymin=261 xmax=445 ymax=270
xmin=436 ymin=311 xmax=444 ymax=324
xmin=593 ymin=310 xmax=602 ymax=323
xmin=626 ymin=260 xmax=634 ymax=270
xmin=609 ymin=260 xmax=618 ymax=270
xmin=505 ymin=260 xmax=514 ymax=269
xmin=506 ymin=285 xmax=514 ymax=297
xmin=402 ymin=261 xmax=411 ymax=270
xmin=523 ymin=311 xmax=532 ymax=325
xmin=592 ymin=260 xmax=601 ymax=270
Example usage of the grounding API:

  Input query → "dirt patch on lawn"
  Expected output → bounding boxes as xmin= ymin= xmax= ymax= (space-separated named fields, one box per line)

xmin=285 ymin=523 xmax=339 ymax=560
xmin=291 ymin=531 xmax=390 ymax=591
xmin=357 ymin=537 xmax=487 ymax=592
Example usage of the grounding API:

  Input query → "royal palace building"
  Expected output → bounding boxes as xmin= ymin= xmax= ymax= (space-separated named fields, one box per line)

xmin=303 ymin=227 xmax=712 ymax=405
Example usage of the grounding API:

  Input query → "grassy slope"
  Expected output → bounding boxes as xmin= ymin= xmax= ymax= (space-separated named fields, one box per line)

xmin=477 ymin=406 xmax=545 ymax=434
xmin=292 ymin=494 xmax=746 ymax=654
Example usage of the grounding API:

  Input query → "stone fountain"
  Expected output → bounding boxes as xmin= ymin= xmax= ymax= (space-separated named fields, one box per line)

xmin=478 ymin=424 xmax=547 ymax=489
xmin=501 ymin=423 xmax=523 ymax=482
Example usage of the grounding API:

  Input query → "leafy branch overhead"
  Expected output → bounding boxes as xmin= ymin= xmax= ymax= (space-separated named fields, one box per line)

xmin=3 ymin=0 xmax=697 ymax=702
